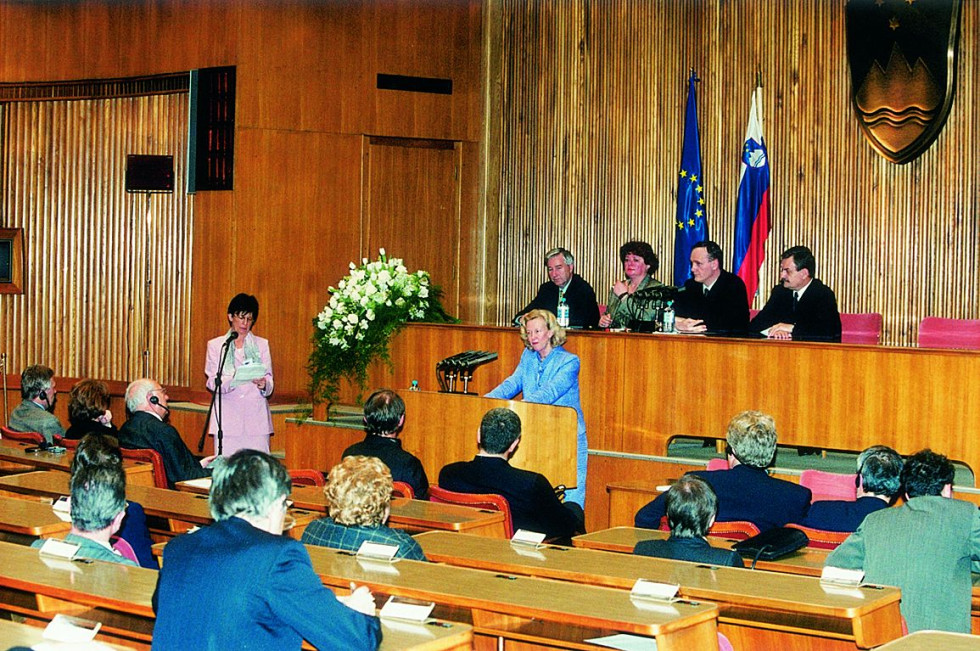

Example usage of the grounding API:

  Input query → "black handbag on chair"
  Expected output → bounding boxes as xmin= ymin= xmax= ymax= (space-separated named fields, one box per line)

xmin=733 ymin=527 xmax=809 ymax=567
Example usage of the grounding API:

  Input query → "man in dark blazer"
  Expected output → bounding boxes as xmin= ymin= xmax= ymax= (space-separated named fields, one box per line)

xmin=749 ymin=245 xmax=842 ymax=341
xmin=635 ymin=410 xmax=811 ymax=533
xmin=634 ymin=475 xmax=743 ymax=567
xmin=439 ymin=407 xmax=584 ymax=541
xmin=118 ymin=378 xmax=213 ymax=488
xmin=802 ymin=445 xmax=903 ymax=532
xmin=826 ymin=449 xmax=980 ymax=634
xmin=674 ymin=240 xmax=750 ymax=334
xmin=514 ymin=247 xmax=600 ymax=329
xmin=152 ymin=450 xmax=382 ymax=650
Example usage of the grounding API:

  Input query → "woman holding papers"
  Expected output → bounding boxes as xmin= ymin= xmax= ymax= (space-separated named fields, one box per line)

xmin=205 ymin=293 xmax=274 ymax=456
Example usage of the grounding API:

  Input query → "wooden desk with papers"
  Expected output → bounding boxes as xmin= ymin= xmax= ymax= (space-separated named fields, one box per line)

xmin=0 ymin=493 xmax=70 ymax=544
xmin=416 ymin=531 xmax=902 ymax=649
xmin=303 ymin=543 xmax=721 ymax=650
xmin=178 ymin=478 xmax=509 ymax=538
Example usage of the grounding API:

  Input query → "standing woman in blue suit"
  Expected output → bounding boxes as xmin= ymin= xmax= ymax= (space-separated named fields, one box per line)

xmin=486 ymin=309 xmax=587 ymax=507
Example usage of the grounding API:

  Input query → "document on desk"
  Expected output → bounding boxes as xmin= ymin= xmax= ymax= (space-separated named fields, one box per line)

xmin=585 ymin=633 xmax=658 ymax=650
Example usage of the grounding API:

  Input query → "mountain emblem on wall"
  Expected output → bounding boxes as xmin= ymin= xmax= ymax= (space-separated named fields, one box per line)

xmin=845 ymin=0 xmax=962 ymax=164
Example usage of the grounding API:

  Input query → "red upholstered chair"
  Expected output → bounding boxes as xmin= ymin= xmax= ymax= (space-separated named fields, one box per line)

xmin=288 ymin=469 xmax=325 ymax=487
xmin=60 ymin=437 xmax=79 ymax=449
xmin=428 ymin=485 xmax=514 ymax=538
xmin=918 ymin=316 xmax=980 ymax=350
xmin=391 ymin=481 xmax=415 ymax=499
xmin=785 ymin=523 xmax=849 ymax=550
xmin=840 ymin=312 xmax=883 ymax=345
xmin=120 ymin=447 xmax=169 ymax=489
xmin=657 ymin=516 xmax=760 ymax=541
xmin=0 ymin=426 xmax=45 ymax=445
xmin=705 ymin=457 xmax=729 ymax=471
xmin=799 ymin=469 xmax=857 ymax=503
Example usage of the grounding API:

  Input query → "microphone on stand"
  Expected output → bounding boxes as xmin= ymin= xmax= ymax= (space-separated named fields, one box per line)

xmin=224 ymin=331 xmax=240 ymax=345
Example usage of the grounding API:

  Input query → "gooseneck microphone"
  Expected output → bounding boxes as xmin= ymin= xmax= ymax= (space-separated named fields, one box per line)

xmin=149 ymin=395 xmax=170 ymax=414
xmin=225 ymin=330 xmax=240 ymax=344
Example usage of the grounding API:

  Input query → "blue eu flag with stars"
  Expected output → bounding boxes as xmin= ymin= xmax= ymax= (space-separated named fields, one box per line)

xmin=673 ymin=71 xmax=709 ymax=287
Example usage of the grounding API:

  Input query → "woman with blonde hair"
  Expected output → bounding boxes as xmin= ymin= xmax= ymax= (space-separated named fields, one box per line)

xmin=486 ymin=309 xmax=587 ymax=506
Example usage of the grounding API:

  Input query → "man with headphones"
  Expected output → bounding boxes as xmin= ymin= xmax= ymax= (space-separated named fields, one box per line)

xmin=118 ymin=378 xmax=214 ymax=488
xmin=8 ymin=364 xmax=65 ymax=444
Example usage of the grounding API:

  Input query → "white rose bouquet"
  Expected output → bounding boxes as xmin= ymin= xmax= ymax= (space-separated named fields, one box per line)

xmin=309 ymin=249 xmax=455 ymax=405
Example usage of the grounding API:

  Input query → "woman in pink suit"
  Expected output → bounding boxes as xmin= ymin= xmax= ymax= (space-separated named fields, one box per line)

xmin=205 ymin=293 xmax=274 ymax=456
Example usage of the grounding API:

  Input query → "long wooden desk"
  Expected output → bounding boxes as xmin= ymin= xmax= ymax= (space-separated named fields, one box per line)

xmin=416 ymin=531 xmax=903 ymax=649
xmin=0 ymin=493 xmax=70 ymax=543
xmin=873 ymin=630 xmax=980 ymax=650
xmin=0 ymin=439 xmax=155 ymax=486
xmin=0 ymin=540 xmax=472 ymax=651
xmin=0 ymin=471 xmax=317 ymax=540
xmin=0 ymin=618 xmax=133 ymax=650
xmin=303 ymin=543 xmax=721 ymax=650
xmin=177 ymin=478 xmax=509 ymax=538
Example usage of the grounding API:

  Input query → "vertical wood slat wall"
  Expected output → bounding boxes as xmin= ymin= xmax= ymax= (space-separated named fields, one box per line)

xmin=0 ymin=93 xmax=193 ymax=384
xmin=488 ymin=0 xmax=978 ymax=346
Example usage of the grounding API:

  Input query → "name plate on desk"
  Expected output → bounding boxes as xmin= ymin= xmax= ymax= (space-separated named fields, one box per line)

xmin=511 ymin=529 xmax=546 ymax=547
xmin=356 ymin=541 xmax=399 ymax=562
xmin=52 ymin=495 xmax=71 ymax=522
xmin=630 ymin=578 xmax=679 ymax=602
xmin=820 ymin=565 xmax=864 ymax=587
xmin=380 ymin=596 xmax=435 ymax=622
xmin=38 ymin=538 xmax=80 ymax=560
xmin=43 ymin=614 xmax=102 ymax=643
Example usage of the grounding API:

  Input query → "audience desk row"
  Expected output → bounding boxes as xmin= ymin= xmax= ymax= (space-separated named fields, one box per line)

xmin=414 ymin=531 xmax=902 ymax=650
xmin=0 ymin=439 xmax=155 ymax=486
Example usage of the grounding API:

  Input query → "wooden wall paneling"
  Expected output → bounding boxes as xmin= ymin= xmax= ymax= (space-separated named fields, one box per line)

xmin=458 ymin=140 xmax=485 ymax=323
xmin=487 ymin=0 xmax=980 ymax=347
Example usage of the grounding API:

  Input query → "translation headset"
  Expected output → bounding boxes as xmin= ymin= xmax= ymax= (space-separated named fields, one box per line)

xmin=149 ymin=395 xmax=170 ymax=413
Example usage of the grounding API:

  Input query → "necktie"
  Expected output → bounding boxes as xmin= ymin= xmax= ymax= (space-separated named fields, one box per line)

xmin=792 ymin=291 xmax=799 ymax=312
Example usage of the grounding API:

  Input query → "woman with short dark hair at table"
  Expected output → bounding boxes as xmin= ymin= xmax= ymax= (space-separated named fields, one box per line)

xmin=64 ymin=379 xmax=118 ymax=440
xmin=205 ymin=293 xmax=274 ymax=456
xmin=486 ymin=309 xmax=588 ymax=507
xmin=598 ymin=240 xmax=664 ymax=329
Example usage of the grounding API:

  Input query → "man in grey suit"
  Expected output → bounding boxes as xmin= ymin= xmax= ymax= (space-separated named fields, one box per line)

xmin=8 ymin=364 xmax=64 ymax=443
xmin=826 ymin=449 xmax=980 ymax=633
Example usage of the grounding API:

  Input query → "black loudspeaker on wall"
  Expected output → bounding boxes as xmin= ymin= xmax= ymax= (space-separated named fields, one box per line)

xmin=125 ymin=155 xmax=175 ymax=193
xmin=187 ymin=65 xmax=236 ymax=193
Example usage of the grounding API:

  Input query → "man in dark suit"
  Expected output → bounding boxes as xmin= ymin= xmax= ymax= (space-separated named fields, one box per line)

xmin=118 ymin=378 xmax=213 ymax=488
xmin=802 ymin=445 xmax=903 ymax=532
xmin=152 ymin=450 xmax=381 ymax=650
xmin=635 ymin=410 xmax=811 ymax=533
xmin=749 ymin=245 xmax=842 ymax=341
xmin=634 ymin=475 xmax=743 ymax=567
xmin=439 ymin=407 xmax=584 ymax=541
xmin=674 ymin=240 xmax=750 ymax=334
xmin=8 ymin=364 xmax=64 ymax=443
xmin=343 ymin=388 xmax=428 ymax=499
xmin=514 ymin=247 xmax=600 ymax=329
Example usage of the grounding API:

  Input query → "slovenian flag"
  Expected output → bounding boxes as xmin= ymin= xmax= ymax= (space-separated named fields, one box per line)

xmin=732 ymin=83 xmax=771 ymax=304
xmin=673 ymin=71 xmax=709 ymax=287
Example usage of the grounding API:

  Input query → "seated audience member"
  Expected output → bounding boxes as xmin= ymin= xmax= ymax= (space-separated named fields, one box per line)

xmin=673 ymin=240 xmax=750 ymax=334
xmin=514 ymin=247 xmax=600 ymax=329
xmin=635 ymin=411 xmax=811 ymax=532
xmin=634 ymin=475 xmax=743 ymax=568
xmin=749 ymin=245 xmax=842 ymax=341
xmin=826 ymin=449 xmax=980 ymax=634
xmin=439 ymin=407 xmax=585 ymax=541
xmin=152 ymin=450 xmax=381 ymax=650
xmin=302 ymin=456 xmax=426 ymax=560
xmin=69 ymin=434 xmax=157 ymax=569
xmin=118 ymin=378 xmax=214 ymax=488
xmin=32 ymin=463 xmax=137 ymax=566
xmin=65 ymin=379 xmax=118 ymax=440
xmin=342 ymin=389 xmax=428 ymax=499
xmin=801 ymin=445 xmax=903 ymax=532
xmin=8 ymin=364 xmax=64 ymax=443
xmin=598 ymin=241 xmax=664 ymax=329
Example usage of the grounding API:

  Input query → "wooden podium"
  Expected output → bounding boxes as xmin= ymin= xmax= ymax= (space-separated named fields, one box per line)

xmin=284 ymin=390 xmax=579 ymax=488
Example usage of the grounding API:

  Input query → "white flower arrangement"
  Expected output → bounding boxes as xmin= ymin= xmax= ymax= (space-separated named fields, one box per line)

xmin=309 ymin=249 xmax=454 ymax=404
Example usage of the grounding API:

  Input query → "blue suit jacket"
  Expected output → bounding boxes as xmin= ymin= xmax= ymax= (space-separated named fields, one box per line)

xmin=152 ymin=517 xmax=381 ymax=650
xmin=800 ymin=496 xmax=889 ymax=533
xmin=635 ymin=465 xmax=812 ymax=533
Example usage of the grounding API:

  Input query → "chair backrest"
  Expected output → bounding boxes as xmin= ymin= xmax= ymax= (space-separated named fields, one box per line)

xmin=918 ymin=316 xmax=980 ymax=350
xmin=428 ymin=485 xmax=514 ymax=538
xmin=110 ymin=536 xmax=141 ymax=564
xmin=391 ymin=480 xmax=415 ymax=499
xmin=119 ymin=447 xmax=169 ymax=489
xmin=840 ymin=312 xmax=882 ymax=345
xmin=705 ymin=457 xmax=729 ymax=471
xmin=799 ymin=469 xmax=857 ymax=503
xmin=0 ymin=426 xmax=45 ymax=445
xmin=707 ymin=520 xmax=761 ymax=541
xmin=784 ymin=523 xmax=849 ymax=550
xmin=60 ymin=437 xmax=79 ymax=449
xmin=288 ymin=469 xmax=325 ymax=487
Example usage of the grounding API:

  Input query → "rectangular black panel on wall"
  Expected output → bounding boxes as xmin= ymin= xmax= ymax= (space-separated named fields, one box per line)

xmin=187 ymin=66 xmax=235 ymax=192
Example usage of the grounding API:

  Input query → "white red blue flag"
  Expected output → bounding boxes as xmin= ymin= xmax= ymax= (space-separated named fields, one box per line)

xmin=731 ymin=84 xmax=771 ymax=303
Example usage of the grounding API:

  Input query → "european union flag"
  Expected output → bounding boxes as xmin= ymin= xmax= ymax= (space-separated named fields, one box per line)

xmin=673 ymin=71 xmax=709 ymax=287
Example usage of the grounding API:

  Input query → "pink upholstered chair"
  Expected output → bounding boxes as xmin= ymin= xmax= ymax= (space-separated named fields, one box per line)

xmin=706 ymin=457 xmax=729 ymax=471
xmin=918 ymin=317 xmax=980 ymax=350
xmin=799 ymin=469 xmax=857 ymax=503
xmin=840 ymin=312 xmax=882 ymax=345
